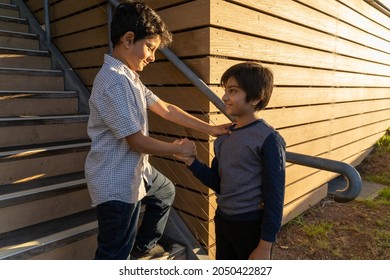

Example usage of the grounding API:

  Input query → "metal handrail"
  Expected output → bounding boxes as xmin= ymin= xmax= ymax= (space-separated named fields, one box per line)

xmin=160 ymin=51 xmax=362 ymax=203
xmin=108 ymin=0 xmax=362 ymax=202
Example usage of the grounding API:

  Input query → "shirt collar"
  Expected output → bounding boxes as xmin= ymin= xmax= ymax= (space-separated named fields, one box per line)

xmin=103 ymin=54 xmax=140 ymax=80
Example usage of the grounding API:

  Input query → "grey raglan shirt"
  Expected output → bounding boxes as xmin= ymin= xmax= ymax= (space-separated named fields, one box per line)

xmin=188 ymin=119 xmax=286 ymax=242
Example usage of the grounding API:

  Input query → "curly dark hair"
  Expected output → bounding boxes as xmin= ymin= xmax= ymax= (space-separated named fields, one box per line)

xmin=111 ymin=0 xmax=172 ymax=48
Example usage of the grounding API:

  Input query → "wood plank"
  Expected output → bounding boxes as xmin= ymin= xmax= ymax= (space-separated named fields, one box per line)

xmin=329 ymin=120 xmax=390 ymax=151
xmin=141 ymin=58 xmax=390 ymax=87
xmin=173 ymin=186 xmax=216 ymax=221
xmin=285 ymin=171 xmax=333 ymax=206
xmin=51 ymin=8 xmax=107 ymax=38
xmin=295 ymin=0 xmax=390 ymax=44
xmin=208 ymin=28 xmax=390 ymax=76
xmin=145 ymin=0 xmax=193 ymax=10
xmin=209 ymin=1 xmax=390 ymax=65
xmin=282 ymin=184 xmax=328 ymax=225
xmin=53 ymin=26 xmax=108 ymax=53
xmin=148 ymin=97 xmax=390 ymax=136
xmin=148 ymin=111 xmax=228 ymax=140
xmin=149 ymin=86 xmax=213 ymax=113
xmin=268 ymin=87 xmax=390 ymax=108
xmin=74 ymin=68 xmax=100 ymax=87
xmin=64 ymin=47 xmax=108 ymax=69
xmin=207 ymin=87 xmax=390 ymax=110
xmin=233 ymin=0 xmax=390 ymax=51
xmin=338 ymin=0 xmax=390 ymax=28
xmin=329 ymin=131 xmax=386 ymax=161
xmin=208 ymin=58 xmax=390 ymax=87
xmin=149 ymin=157 xmax=210 ymax=193
xmin=330 ymin=109 xmax=390 ymax=134
xmin=35 ymin=0 xmax=106 ymax=24
xmin=176 ymin=210 xmax=215 ymax=248
xmin=279 ymin=121 xmax=331 ymax=147
xmin=25 ymin=0 xmax=44 ymax=13
xmin=157 ymin=0 xmax=210 ymax=32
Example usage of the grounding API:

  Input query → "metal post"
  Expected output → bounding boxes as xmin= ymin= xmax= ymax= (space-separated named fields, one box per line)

xmin=107 ymin=2 xmax=113 ymax=54
xmin=43 ymin=0 xmax=51 ymax=45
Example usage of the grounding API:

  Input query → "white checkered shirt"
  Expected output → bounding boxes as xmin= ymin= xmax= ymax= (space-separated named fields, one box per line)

xmin=85 ymin=54 xmax=159 ymax=206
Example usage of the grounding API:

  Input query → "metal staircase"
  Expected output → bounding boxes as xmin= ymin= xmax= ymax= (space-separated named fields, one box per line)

xmin=0 ymin=0 xmax=96 ymax=259
xmin=0 ymin=0 xmax=188 ymax=260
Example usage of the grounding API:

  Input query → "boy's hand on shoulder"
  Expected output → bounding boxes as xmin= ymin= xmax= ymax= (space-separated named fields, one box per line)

xmin=209 ymin=123 xmax=233 ymax=137
xmin=173 ymin=139 xmax=196 ymax=166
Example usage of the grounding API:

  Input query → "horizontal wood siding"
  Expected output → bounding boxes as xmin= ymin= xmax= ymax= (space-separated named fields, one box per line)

xmin=25 ymin=0 xmax=390 ymax=258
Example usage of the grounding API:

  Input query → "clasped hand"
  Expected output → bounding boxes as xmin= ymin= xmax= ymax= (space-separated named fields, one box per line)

xmin=173 ymin=138 xmax=197 ymax=166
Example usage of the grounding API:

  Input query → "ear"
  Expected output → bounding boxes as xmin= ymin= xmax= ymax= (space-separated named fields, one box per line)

xmin=123 ymin=31 xmax=135 ymax=47
xmin=250 ymin=98 xmax=261 ymax=107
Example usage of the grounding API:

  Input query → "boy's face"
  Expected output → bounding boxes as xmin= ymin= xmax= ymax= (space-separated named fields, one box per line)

xmin=122 ymin=33 xmax=161 ymax=71
xmin=222 ymin=76 xmax=257 ymax=117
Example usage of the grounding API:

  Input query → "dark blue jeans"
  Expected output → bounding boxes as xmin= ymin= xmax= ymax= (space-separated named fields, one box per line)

xmin=94 ymin=166 xmax=175 ymax=260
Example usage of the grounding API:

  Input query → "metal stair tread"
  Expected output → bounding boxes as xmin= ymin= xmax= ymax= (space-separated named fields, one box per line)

xmin=0 ymin=139 xmax=91 ymax=159
xmin=0 ymin=29 xmax=37 ymax=39
xmin=0 ymin=3 xmax=18 ymax=9
xmin=0 ymin=66 xmax=62 ymax=75
xmin=0 ymin=14 xmax=27 ymax=23
xmin=0 ymin=90 xmax=78 ymax=99
xmin=0 ymin=172 xmax=86 ymax=208
xmin=0 ymin=46 xmax=49 ymax=56
xmin=0 ymin=115 xmax=89 ymax=127
xmin=0 ymin=209 xmax=97 ymax=260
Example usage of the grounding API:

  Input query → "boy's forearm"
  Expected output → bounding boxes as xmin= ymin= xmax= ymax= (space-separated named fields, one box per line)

xmin=162 ymin=104 xmax=213 ymax=135
xmin=126 ymin=131 xmax=192 ymax=156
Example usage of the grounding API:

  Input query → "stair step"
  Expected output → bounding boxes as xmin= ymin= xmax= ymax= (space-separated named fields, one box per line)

xmin=0 ymin=15 xmax=28 ymax=33
xmin=0 ymin=46 xmax=51 ymax=69
xmin=0 ymin=209 xmax=97 ymax=259
xmin=0 ymin=30 xmax=39 ymax=50
xmin=0 ymin=115 xmax=88 ymax=146
xmin=0 ymin=91 xmax=79 ymax=117
xmin=0 ymin=67 xmax=64 ymax=91
xmin=0 ymin=140 xmax=90 ymax=186
xmin=0 ymin=3 xmax=19 ymax=18
xmin=0 ymin=177 xmax=91 ymax=234
xmin=0 ymin=172 xmax=85 ymax=207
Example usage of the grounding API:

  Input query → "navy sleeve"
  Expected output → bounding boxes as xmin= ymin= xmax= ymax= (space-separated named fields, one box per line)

xmin=188 ymin=157 xmax=220 ymax=193
xmin=260 ymin=132 xmax=286 ymax=242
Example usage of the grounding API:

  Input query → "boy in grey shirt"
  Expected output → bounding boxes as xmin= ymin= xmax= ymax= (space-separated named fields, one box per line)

xmin=175 ymin=62 xmax=286 ymax=259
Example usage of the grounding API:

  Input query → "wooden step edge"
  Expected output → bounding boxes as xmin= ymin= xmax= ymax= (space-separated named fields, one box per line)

xmin=0 ymin=115 xmax=89 ymax=125
xmin=0 ymin=67 xmax=62 ymax=76
xmin=0 ymin=46 xmax=49 ymax=56
xmin=0 ymin=3 xmax=17 ymax=10
xmin=0 ymin=141 xmax=91 ymax=160
xmin=0 ymin=90 xmax=78 ymax=99
xmin=0 ymin=15 xmax=27 ymax=23
xmin=0 ymin=178 xmax=86 ymax=204
xmin=0 ymin=29 xmax=37 ymax=39
xmin=0 ymin=221 xmax=98 ymax=260
xmin=0 ymin=115 xmax=89 ymax=127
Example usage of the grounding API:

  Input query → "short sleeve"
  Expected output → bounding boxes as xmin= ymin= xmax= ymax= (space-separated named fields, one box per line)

xmin=144 ymin=85 xmax=160 ymax=107
xmin=95 ymin=80 xmax=142 ymax=139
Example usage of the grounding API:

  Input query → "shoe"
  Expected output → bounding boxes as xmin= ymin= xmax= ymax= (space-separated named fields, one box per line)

xmin=131 ymin=243 xmax=171 ymax=260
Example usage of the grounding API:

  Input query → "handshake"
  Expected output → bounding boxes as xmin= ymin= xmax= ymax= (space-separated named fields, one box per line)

xmin=173 ymin=138 xmax=197 ymax=166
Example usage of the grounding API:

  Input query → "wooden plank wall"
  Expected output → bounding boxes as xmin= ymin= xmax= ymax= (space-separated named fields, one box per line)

xmin=25 ymin=0 xmax=390 ymax=259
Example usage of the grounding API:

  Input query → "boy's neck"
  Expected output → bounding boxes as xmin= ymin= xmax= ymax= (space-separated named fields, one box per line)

xmin=235 ymin=114 xmax=259 ymax=128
